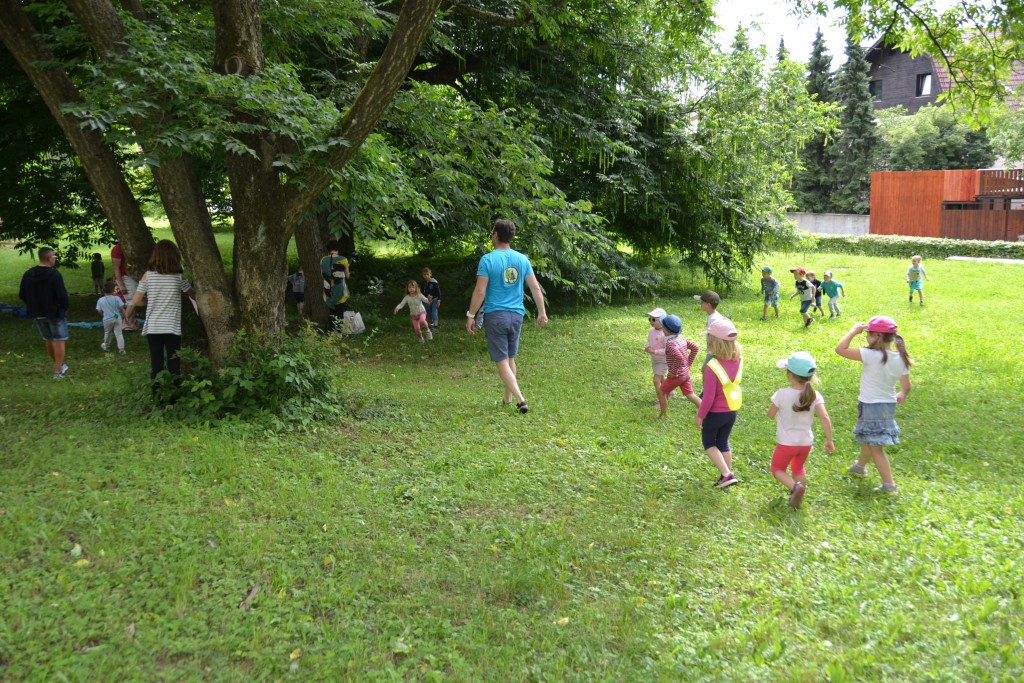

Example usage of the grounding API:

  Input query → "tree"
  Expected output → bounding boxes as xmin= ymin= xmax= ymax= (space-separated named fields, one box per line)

xmin=828 ymin=31 xmax=879 ymax=214
xmin=876 ymin=104 xmax=997 ymax=171
xmin=792 ymin=28 xmax=837 ymax=213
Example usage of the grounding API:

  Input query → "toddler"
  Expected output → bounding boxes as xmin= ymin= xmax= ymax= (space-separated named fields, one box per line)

xmin=393 ymin=280 xmax=432 ymax=342
xmin=906 ymin=255 xmax=929 ymax=305
xmin=421 ymin=268 xmax=442 ymax=329
xmin=760 ymin=266 xmax=780 ymax=320
xmin=657 ymin=314 xmax=700 ymax=417
xmin=820 ymin=270 xmax=846 ymax=318
xmin=644 ymin=307 xmax=671 ymax=405
xmin=96 ymin=281 xmax=127 ymax=353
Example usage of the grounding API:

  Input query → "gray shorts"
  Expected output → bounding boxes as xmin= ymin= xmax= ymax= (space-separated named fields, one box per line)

xmin=34 ymin=317 xmax=69 ymax=342
xmin=484 ymin=310 xmax=524 ymax=362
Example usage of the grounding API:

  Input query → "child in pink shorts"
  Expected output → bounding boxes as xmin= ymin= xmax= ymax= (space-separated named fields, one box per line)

xmin=657 ymin=314 xmax=701 ymax=418
xmin=768 ymin=351 xmax=835 ymax=509
xmin=393 ymin=280 xmax=432 ymax=343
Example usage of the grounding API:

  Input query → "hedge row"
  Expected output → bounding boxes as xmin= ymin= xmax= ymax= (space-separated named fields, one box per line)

xmin=807 ymin=233 xmax=1024 ymax=260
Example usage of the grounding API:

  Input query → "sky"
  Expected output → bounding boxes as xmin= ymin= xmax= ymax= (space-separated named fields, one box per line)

xmin=713 ymin=0 xmax=850 ymax=68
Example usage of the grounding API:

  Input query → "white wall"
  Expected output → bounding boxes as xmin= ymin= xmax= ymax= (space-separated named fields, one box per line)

xmin=788 ymin=212 xmax=870 ymax=236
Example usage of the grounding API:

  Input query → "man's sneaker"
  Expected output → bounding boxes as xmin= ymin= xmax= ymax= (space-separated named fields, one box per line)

xmin=875 ymin=482 xmax=899 ymax=494
xmin=60 ymin=363 xmax=68 ymax=375
xmin=101 ymin=343 xmax=109 ymax=352
xmin=714 ymin=473 xmax=738 ymax=489
xmin=788 ymin=482 xmax=806 ymax=509
xmin=52 ymin=372 xmax=64 ymax=380
xmin=847 ymin=463 xmax=867 ymax=478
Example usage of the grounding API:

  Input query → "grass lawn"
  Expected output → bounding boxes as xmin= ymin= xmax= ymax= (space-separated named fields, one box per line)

xmin=1 ymin=245 xmax=1022 ymax=681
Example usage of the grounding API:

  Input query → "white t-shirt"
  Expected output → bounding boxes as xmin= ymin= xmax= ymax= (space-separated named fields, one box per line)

xmin=859 ymin=348 xmax=909 ymax=403
xmin=771 ymin=386 xmax=824 ymax=446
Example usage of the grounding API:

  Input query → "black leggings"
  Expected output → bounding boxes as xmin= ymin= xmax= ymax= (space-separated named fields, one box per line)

xmin=147 ymin=333 xmax=182 ymax=389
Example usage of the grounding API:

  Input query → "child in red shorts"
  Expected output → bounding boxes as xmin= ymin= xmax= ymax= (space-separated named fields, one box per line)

xmin=768 ymin=351 xmax=835 ymax=509
xmin=657 ymin=314 xmax=701 ymax=418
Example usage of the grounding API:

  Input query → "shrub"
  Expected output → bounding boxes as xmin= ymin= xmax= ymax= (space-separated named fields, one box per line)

xmin=805 ymin=233 xmax=1024 ymax=259
xmin=161 ymin=325 xmax=349 ymax=427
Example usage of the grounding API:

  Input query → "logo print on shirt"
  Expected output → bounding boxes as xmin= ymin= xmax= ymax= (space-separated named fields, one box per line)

xmin=503 ymin=266 xmax=520 ymax=286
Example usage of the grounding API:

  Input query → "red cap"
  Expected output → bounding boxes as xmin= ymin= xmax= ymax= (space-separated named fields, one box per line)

xmin=789 ymin=267 xmax=806 ymax=275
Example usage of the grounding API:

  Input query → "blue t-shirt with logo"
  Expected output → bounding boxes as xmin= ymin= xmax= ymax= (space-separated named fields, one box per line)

xmin=477 ymin=248 xmax=534 ymax=315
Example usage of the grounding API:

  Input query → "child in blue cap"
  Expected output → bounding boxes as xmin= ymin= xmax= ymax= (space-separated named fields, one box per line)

xmin=657 ymin=314 xmax=700 ymax=418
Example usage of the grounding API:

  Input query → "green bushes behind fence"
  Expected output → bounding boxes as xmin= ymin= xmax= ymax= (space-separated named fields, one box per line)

xmin=805 ymin=233 xmax=1024 ymax=259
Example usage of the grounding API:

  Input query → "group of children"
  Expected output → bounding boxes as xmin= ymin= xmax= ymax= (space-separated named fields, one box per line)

xmin=644 ymin=289 xmax=914 ymax=509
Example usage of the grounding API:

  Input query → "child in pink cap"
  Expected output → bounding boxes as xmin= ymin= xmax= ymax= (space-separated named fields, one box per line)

xmin=835 ymin=316 xmax=914 ymax=493
xmin=696 ymin=317 xmax=742 ymax=489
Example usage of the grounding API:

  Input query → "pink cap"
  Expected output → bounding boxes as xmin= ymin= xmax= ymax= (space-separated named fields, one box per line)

xmin=867 ymin=315 xmax=898 ymax=334
xmin=703 ymin=317 xmax=738 ymax=340
xmin=789 ymin=267 xmax=806 ymax=275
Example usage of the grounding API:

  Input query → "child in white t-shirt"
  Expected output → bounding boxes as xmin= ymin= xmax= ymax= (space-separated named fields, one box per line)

xmin=768 ymin=351 xmax=835 ymax=509
xmin=643 ymin=307 xmax=673 ymax=405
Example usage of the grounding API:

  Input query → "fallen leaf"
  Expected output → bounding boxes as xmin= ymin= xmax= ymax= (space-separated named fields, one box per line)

xmin=70 ymin=543 xmax=82 ymax=558
xmin=125 ymin=623 xmax=136 ymax=639
xmin=554 ymin=617 xmax=570 ymax=626
xmin=322 ymin=524 xmax=327 ymax=532
xmin=289 ymin=648 xmax=302 ymax=661
xmin=74 ymin=559 xmax=90 ymax=567
xmin=323 ymin=556 xmax=333 ymax=565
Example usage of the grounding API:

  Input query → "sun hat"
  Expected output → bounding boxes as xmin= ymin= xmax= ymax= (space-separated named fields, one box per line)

xmin=646 ymin=307 xmax=667 ymax=319
xmin=866 ymin=315 xmax=898 ymax=334
xmin=777 ymin=351 xmax=817 ymax=377
xmin=789 ymin=267 xmax=806 ymax=275
xmin=692 ymin=290 xmax=721 ymax=305
xmin=703 ymin=317 xmax=738 ymax=340
xmin=660 ymin=314 xmax=682 ymax=335
xmin=761 ymin=266 xmax=773 ymax=274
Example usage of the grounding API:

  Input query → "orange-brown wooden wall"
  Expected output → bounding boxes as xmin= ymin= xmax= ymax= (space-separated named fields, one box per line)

xmin=870 ymin=170 xmax=979 ymax=237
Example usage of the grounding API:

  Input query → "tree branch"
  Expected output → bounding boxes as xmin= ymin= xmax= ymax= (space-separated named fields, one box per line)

xmin=439 ymin=0 xmax=532 ymax=27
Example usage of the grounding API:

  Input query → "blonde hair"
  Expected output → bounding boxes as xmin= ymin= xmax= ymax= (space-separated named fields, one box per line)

xmin=866 ymin=332 xmax=914 ymax=368
xmin=405 ymin=280 xmax=421 ymax=295
xmin=788 ymin=370 xmax=819 ymax=412
xmin=707 ymin=335 xmax=742 ymax=361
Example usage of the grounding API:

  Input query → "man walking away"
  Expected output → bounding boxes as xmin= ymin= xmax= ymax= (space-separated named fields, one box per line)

xmin=20 ymin=247 xmax=70 ymax=379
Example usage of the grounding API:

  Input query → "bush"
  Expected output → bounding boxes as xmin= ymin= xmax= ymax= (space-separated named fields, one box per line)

xmin=806 ymin=233 xmax=1024 ymax=259
xmin=161 ymin=325 xmax=349 ymax=427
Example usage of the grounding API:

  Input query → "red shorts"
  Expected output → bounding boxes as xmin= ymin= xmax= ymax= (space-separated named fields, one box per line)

xmin=660 ymin=376 xmax=694 ymax=396
xmin=771 ymin=444 xmax=812 ymax=476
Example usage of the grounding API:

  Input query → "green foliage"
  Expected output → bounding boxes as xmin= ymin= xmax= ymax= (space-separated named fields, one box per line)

xmin=828 ymin=32 xmax=881 ymax=214
xmin=809 ymin=232 xmax=1024 ymax=259
xmin=166 ymin=326 xmax=349 ymax=426
xmin=877 ymin=104 xmax=997 ymax=171
xmin=792 ymin=28 xmax=838 ymax=214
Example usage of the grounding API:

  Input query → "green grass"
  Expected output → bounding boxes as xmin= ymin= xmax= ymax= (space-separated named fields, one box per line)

xmin=1 ymin=248 xmax=1022 ymax=681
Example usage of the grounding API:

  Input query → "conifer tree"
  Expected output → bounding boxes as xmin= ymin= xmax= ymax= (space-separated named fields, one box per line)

xmin=792 ymin=29 xmax=835 ymax=212
xmin=828 ymin=31 xmax=881 ymax=214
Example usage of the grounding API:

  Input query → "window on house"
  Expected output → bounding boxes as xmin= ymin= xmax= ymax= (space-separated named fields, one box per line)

xmin=868 ymin=80 xmax=882 ymax=99
xmin=916 ymin=73 xmax=932 ymax=97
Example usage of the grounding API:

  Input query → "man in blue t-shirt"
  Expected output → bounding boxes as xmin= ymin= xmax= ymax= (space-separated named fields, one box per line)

xmin=466 ymin=219 xmax=548 ymax=414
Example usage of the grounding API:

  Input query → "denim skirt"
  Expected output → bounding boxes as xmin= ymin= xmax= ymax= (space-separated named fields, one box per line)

xmin=853 ymin=401 xmax=901 ymax=446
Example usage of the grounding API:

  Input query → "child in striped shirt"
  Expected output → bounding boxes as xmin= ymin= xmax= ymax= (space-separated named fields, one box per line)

xmin=657 ymin=314 xmax=701 ymax=418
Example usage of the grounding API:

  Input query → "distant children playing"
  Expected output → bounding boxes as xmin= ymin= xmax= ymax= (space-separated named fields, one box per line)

xmin=91 ymin=253 xmax=105 ymax=295
xmin=789 ymin=267 xmax=816 ymax=327
xmin=768 ymin=351 xmax=835 ymax=509
xmin=393 ymin=280 xmax=432 ymax=342
xmin=421 ymin=268 xmax=442 ymax=329
xmin=760 ymin=266 xmax=780 ymax=320
xmin=906 ymin=255 xmax=929 ymax=305
xmin=696 ymin=318 xmax=742 ymax=489
xmin=644 ymin=307 xmax=670 ymax=404
xmin=820 ymin=270 xmax=846 ymax=318
xmin=96 ymin=281 xmax=127 ymax=354
xmin=657 ymin=314 xmax=700 ymax=418
xmin=835 ymin=316 xmax=913 ymax=494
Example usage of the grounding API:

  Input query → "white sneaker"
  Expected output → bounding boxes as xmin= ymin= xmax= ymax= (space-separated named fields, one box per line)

xmin=426 ymin=329 xmax=433 ymax=341
xmin=100 ymin=343 xmax=109 ymax=352
xmin=418 ymin=337 xmax=425 ymax=343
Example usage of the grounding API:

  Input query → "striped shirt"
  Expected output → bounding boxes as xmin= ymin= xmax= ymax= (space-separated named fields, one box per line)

xmin=664 ymin=335 xmax=699 ymax=380
xmin=137 ymin=271 xmax=192 ymax=336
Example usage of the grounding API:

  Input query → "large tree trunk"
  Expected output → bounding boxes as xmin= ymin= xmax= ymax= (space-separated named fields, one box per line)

xmin=295 ymin=214 xmax=329 ymax=327
xmin=0 ymin=0 xmax=154 ymax=270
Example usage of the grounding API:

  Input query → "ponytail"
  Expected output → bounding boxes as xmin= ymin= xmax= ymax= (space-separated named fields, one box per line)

xmin=894 ymin=334 xmax=914 ymax=368
xmin=791 ymin=372 xmax=817 ymax=412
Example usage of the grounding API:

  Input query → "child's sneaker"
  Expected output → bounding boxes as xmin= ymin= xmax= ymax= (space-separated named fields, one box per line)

xmin=788 ymin=482 xmax=806 ymax=509
xmin=714 ymin=473 xmax=738 ymax=489
xmin=875 ymin=482 xmax=899 ymax=494
xmin=60 ymin=363 xmax=68 ymax=375
xmin=909 ymin=294 xmax=913 ymax=302
xmin=418 ymin=336 xmax=425 ymax=344
xmin=847 ymin=462 xmax=867 ymax=478
xmin=119 ymin=349 xmax=127 ymax=354
xmin=804 ymin=317 xmax=814 ymax=328
xmin=101 ymin=343 xmax=109 ymax=352
xmin=426 ymin=328 xmax=433 ymax=341
xmin=52 ymin=372 xmax=64 ymax=380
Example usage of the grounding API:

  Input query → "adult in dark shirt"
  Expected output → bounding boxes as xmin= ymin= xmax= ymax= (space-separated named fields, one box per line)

xmin=19 ymin=247 xmax=70 ymax=379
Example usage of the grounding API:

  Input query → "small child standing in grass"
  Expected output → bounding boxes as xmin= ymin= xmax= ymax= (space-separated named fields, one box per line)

xmin=96 ymin=280 xmax=127 ymax=353
xmin=393 ymin=280 xmax=432 ymax=342
xmin=90 ymin=253 xmax=105 ymax=295
xmin=789 ymin=267 xmax=816 ymax=328
xmin=820 ymin=270 xmax=845 ymax=318
xmin=696 ymin=318 xmax=742 ymax=489
xmin=835 ymin=316 xmax=913 ymax=494
xmin=807 ymin=270 xmax=826 ymax=317
xmin=906 ymin=255 xmax=929 ymax=305
xmin=421 ymin=267 xmax=442 ymax=329
xmin=768 ymin=351 xmax=835 ymax=509
xmin=644 ymin=307 xmax=671 ymax=405
xmin=760 ymin=266 xmax=780 ymax=320
xmin=657 ymin=314 xmax=700 ymax=417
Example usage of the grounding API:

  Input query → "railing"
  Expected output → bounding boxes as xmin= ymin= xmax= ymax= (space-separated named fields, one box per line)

xmin=979 ymin=169 xmax=1024 ymax=196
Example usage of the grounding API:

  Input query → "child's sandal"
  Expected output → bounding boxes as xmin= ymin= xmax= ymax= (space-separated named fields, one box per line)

xmin=516 ymin=401 xmax=529 ymax=414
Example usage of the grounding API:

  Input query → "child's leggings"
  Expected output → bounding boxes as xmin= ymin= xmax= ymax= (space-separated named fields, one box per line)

xmin=828 ymin=296 xmax=841 ymax=316
xmin=103 ymin=318 xmax=125 ymax=350
xmin=411 ymin=311 xmax=428 ymax=335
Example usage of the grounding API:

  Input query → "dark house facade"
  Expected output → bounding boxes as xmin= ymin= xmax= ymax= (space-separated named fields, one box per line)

xmin=865 ymin=42 xmax=943 ymax=113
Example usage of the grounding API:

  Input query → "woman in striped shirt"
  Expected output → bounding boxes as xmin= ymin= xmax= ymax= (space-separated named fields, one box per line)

xmin=126 ymin=240 xmax=194 ymax=397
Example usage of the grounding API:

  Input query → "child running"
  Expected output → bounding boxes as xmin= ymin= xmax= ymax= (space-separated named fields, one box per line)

xmin=696 ymin=318 xmax=742 ymax=489
xmin=835 ymin=316 xmax=913 ymax=494
xmin=789 ymin=267 xmax=816 ymax=328
xmin=820 ymin=270 xmax=845 ymax=318
xmin=906 ymin=255 xmax=929 ymax=305
xmin=644 ymin=307 xmax=671 ymax=405
xmin=393 ymin=280 xmax=433 ymax=342
xmin=768 ymin=351 xmax=835 ymax=509
xmin=807 ymin=271 xmax=825 ymax=316
xmin=760 ymin=266 xmax=780 ymax=320
xmin=96 ymin=280 xmax=127 ymax=354
xmin=657 ymin=314 xmax=700 ymax=417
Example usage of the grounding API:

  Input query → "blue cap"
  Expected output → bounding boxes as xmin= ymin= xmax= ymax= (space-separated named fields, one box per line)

xmin=777 ymin=351 xmax=817 ymax=377
xmin=660 ymin=314 xmax=682 ymax=335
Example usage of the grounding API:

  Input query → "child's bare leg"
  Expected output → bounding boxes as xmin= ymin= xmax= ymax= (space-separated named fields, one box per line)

xmin=652 ymin=373 xmax=664 ymax=398
xmin=869 ymin=445 xmax=895 ymax=484
xmin=773 ymin=469 xmax=795 ymax=490
xmin=683 ymin=392 xmax=700 ymax=407
xmin=722 ymin=449 xmax=733 ymax=469
xmin=657 ymin=389 xmax=667 ymax=417
xmin=856 ymin=444 xmax=871 ymax=467
xmin=705 ymin=447 xmax=730 ymax=476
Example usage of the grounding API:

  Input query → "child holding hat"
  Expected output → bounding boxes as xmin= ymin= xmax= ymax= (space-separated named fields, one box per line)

xmin=768 ymin=351 xmax=835 ymax=509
